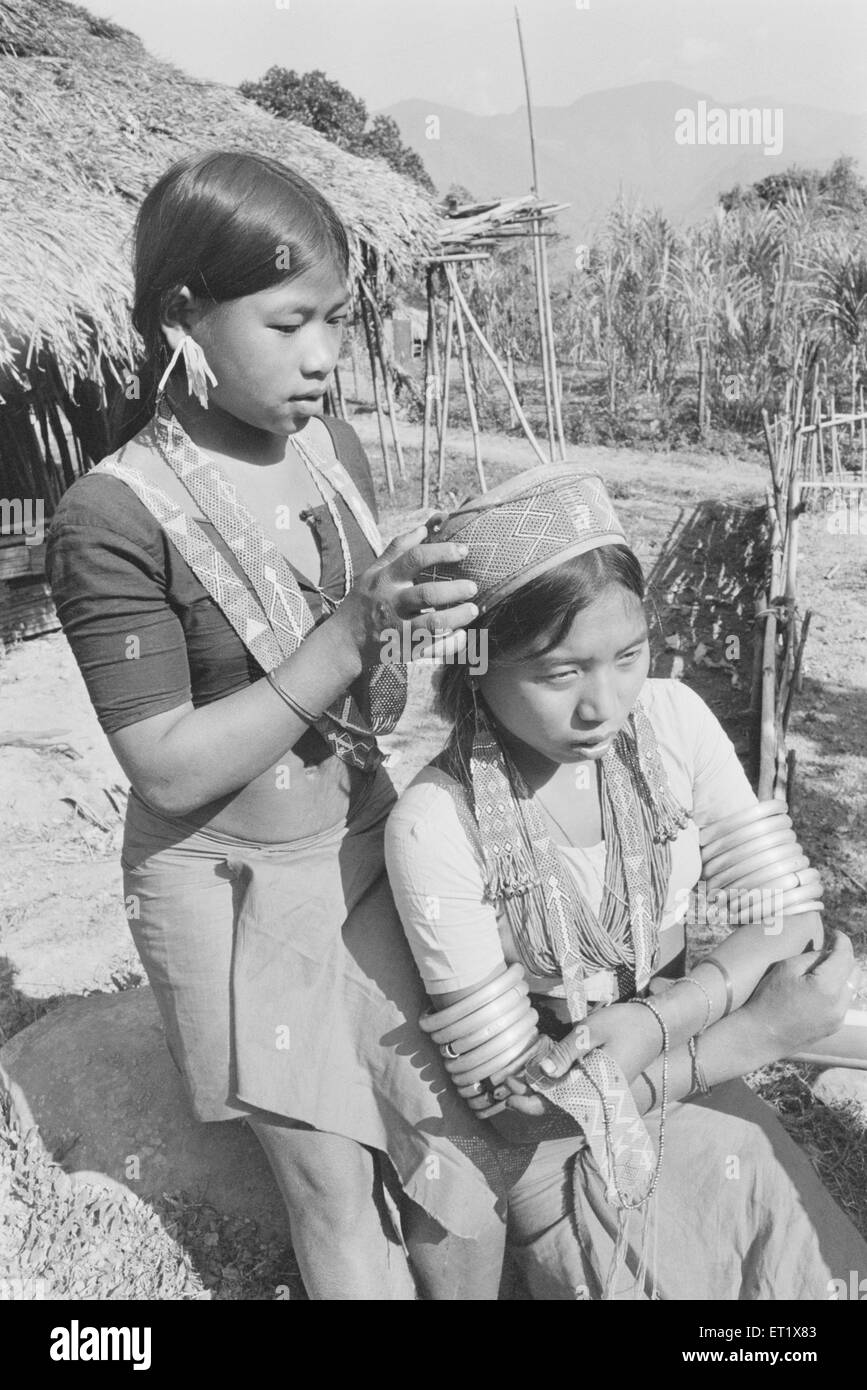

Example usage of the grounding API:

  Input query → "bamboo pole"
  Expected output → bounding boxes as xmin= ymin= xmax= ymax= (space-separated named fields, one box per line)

xmin=359 ymin=292 xmax=394 ymax=496
xmin=515 ymin=8 xmax=557 ymax=461
xmin=749 ymin=593 xmax=767 ymax=781
xmin=761 ymin=408 xmax=781 ymax=514
xmin=515 ymin=6 xmax=540 ymax=196
xmin=758 ymin=490 xmax=783 ymax=800
xmin=446 ymin=267 xmax=549 ymax=467
xmin=359 ymin=279 xmax=406 ymax=481
xmin=787 ymin=475 xmax=802 ymax=579
xmin=420 ymin=268 xmax=436 ymax=509
xmin=830 ymin=395 xmax=843 ymax=488
xmin=537 ymin=214 xmax=566 ymax=458
xmin=698 ymin=342 xmax=708 ymax=438
xmin=506 ymin=342 xmax=518 ymax=428
xmin=802 ymin=409 xmax=867 ymax=429
xmin=774 ymin=712 xmax=788 ymax=801
xmin=452 ymin=290 xmax=486 ymax=493
xmin=817 ymin=395 xmax=827 ymax=481
xmin=757 ymin=583 xmax=779 ymax=801
xmin=437 ymin=292 xmax=456 ymax=496
xmin=782 ymin=608 xmax=812 ymax=734
xmin=429 ymin=280 xmax=444 ymax=450
xmin=350 ymin=334 xmax=360 ymax=400
xmin=422 ymin=253 xmax=491 ymax=264
xmin=531 ymin=215 xmax=557 ymax=459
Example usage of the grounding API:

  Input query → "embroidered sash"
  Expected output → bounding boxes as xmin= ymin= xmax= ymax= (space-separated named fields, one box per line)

xmin=94 ymin=402 xmax=407 ymax=771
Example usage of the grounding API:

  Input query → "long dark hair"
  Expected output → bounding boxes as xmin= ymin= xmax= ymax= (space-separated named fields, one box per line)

xmin=109 ymin=149 xmax=350 ymax=448
xmin=436 ymin=544 xmax=646 ymax=734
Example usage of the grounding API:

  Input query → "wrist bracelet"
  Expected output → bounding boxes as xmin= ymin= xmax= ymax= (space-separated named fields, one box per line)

xmin=687 ymin=1033 xmax=713 ymax=1095
xmin=447 ymin=1019 xmax=540 ymax=1088
xmin=445 ymin=1013 xmax=538 ymax=1080
xmin=778 ymin=900 xmax=824 ymax=918
xmin=676 ymin=974 xmax=714 ymax=1032
xmin=264 ymin=669 xmax=322 ymax=724
xmin=707 ymin=848 xmax=808 ymax=893
xmin=699 ymin=800 xmax=788 ymax=846
xmin=640 ymin=1070 xmax=658 ymax=1112
xmin=700 ymin=812 xmax=792 ymax=862
xmin=703 ymin=825 xmax=797 ymax=879
xmin=423 ymin=980 xmax=530 ymax=1046
xmin=700 ymin=956 xmax=734 ymax=1016
xmin=419 ymin=963 xmax=526 ymax=1034
xmin=438 ymin=993 xmax=532 ymax=1057
xmin=687 ymin=1034 xmax=712 ymax=1096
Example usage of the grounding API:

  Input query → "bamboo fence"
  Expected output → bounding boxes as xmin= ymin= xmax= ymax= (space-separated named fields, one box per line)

xmin=754 ymin=350 xmax=866 ymax=801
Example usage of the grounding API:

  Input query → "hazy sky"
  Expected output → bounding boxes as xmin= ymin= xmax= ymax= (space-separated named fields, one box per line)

xmin=84 ymin=0 xmax=867 ymax=116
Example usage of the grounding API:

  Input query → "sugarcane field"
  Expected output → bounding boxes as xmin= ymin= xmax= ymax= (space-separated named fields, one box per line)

xmin=1 ymin=0 xmax=867 ymax=1336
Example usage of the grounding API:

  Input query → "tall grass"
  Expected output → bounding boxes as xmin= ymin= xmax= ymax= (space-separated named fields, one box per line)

xmin=558 ymin=187 xmax=867 ymax=434
xmin=462 ymin=183 xmax=867 ymax=444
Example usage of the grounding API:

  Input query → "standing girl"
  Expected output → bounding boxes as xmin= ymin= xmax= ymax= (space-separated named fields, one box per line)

xmin=46 ymin=151 xmax=507 ymax=1299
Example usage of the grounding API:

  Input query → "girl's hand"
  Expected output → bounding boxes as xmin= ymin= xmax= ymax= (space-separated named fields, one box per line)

xmin=501 ymin=1002 xmax=664 ymax=1117
xmin=742 ymin=929 xmax=857 ymax=1055
xmin=333 ymin=518 xmax=479 ymax=666
xmin=524 ymin=1002 xmax=662 ymax=1087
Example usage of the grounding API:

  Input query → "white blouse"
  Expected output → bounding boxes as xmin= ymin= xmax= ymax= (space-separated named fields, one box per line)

xmin=384 ymin=678 xmax=757 ymax=1003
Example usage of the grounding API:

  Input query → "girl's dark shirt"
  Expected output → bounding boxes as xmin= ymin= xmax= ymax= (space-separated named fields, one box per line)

xmin=45 ymin=417 xmax=381 ymax=755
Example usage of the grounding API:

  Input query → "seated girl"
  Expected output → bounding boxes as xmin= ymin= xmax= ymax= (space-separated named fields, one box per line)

xmin=384 ymin=465 xmax=867 ymax=1300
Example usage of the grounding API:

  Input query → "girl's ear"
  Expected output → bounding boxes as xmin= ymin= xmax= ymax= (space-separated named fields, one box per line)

xmin=159 ymin=285 xmax=195 ymax=349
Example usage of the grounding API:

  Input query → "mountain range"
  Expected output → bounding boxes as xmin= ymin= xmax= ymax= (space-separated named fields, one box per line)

xmin=380 ymin=81 xmax=867 ymax=256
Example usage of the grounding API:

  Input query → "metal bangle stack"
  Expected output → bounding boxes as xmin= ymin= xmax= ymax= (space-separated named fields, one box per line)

xmin=418 ymin=963 xmax=539 ymax=1099
xmin=698 ymin=800 xmax=823 ymax=922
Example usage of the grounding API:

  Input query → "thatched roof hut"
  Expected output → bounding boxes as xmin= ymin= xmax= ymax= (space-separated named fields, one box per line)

xmin=0 ymin=0 xmax=439 ymax=639
xmin=0 ymin=0 xmax=439 ymax=396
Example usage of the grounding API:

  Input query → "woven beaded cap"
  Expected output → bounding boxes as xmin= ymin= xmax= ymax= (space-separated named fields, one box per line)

xmin=422 ymin=465 xmax=628 ymax=615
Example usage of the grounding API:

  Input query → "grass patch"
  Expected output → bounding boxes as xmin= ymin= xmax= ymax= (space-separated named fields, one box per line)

xmin=0 ymin=1087 xmax=305 ymax=1301
xmin=0 ymin=1090 xmax=206 ymax=1300
xmin=749 ymin=1061 xmax=867 ymax=1239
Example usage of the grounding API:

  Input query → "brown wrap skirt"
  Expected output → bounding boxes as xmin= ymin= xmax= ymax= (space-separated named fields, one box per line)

xmin=120 ymin=766 xmax=507 ymax=1241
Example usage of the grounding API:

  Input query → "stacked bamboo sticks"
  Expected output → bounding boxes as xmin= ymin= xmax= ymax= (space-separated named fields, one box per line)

xmin=351 ymin=194 xmax=568 ymax=501
xmin=418 ymin=251 xmax=556 ymax=506
xmin=755 ymin=349 xmax=867 ymax=798
xmin=754 ymin=355 xmax=813 ymax=802
xmin=354 ymin=262 xmax=410 ymax=497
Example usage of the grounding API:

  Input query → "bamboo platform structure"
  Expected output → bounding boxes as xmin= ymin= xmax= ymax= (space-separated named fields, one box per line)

xmin=419 ymin=193 xmax=570 ymax=506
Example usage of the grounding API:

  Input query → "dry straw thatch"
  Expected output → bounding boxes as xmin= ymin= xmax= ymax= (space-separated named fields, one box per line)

xmin=0 ymin=0 xmax=440 ymax=397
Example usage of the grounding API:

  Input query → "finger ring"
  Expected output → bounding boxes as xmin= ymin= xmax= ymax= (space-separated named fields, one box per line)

xmin=441 ymin=1042 xmax=460 ymax=1059
xmin=467 ymin=1082 xmax=483 ymax=1095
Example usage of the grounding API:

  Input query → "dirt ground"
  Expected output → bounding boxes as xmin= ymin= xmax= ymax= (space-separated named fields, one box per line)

xmin=1 ymin=415 xmax=865 ymax=1043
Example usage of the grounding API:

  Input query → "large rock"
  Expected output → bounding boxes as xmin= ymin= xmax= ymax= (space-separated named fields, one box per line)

xmin=0 ymin=987 xmax=287 ymax=1233
xmin=812 ymin=1068 xmax=867 ymax=1125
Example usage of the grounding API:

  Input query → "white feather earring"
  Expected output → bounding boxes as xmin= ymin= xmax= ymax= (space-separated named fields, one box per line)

xmin=157 ymin=334 xmax=218 ymax=409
